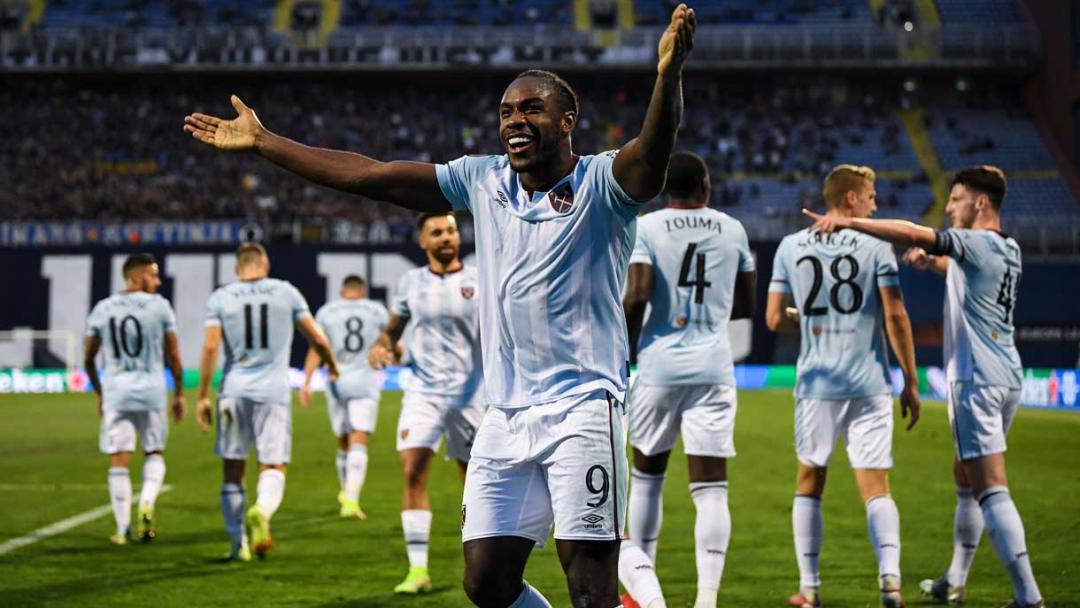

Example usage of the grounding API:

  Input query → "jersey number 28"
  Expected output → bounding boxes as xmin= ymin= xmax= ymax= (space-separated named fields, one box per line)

xmin=796 ymin=255 xmax=864 ymax=316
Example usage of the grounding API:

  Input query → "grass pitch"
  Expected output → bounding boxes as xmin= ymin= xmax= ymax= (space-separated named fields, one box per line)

xmin=0 ymin=390 xmax=1076 ymax=607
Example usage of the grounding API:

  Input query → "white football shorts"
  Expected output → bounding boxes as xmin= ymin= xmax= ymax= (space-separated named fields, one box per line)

xmin=395 ymin=391 xmax=484 ymax=462
xmin=99 ymin=408 xmax=168 ymax=454
xmin=461 ymin=390 xmax=628 ymax=548
xmin=629 ymin=381 xmax=737 ymax=458
xmin=327 ymin=395 xmax=378 ymax=437
xmin=948 ymin=381 xmax=1020 ymax=460
xmin=794 ymin=394 xmax=894 ymax=469
xmin=215 ymin=397 xmax=291 ymax=465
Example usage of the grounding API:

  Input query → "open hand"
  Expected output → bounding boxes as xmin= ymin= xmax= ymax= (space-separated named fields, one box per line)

xmin=802 ymin=208 xmax=851 ymax=234
xmin=657 ymin=4 xmax=696 ymax=76
xmin=183 ymin=95 xmax=263 ymax=151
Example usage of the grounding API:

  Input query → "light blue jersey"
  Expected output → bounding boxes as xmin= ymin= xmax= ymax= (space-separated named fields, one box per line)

xmin=86 ymin=291 xmax=177 ymax=411
xmin=630 ymin=207 xmax=755 ymax=386
xmin=314 ymin=298 xmax=389 ymax=402
xmin=436 ymin=151 xmax=642 ymax=407
xmin=932 ymin=228 xmax=1023 ymax=388
xmin=205 ymin=278 xmax=311 ymax=405
xmin=391 ymin=265 xmax=482 ymax=401
xmin=770 ymin=228 xmax=900 ymax=399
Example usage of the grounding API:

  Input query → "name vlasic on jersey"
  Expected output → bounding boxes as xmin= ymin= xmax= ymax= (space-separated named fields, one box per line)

xmin=770 ymin=228 xmax=900 ymax=399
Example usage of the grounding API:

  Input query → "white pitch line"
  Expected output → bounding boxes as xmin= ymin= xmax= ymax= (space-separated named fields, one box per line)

xmin=0 ymin=484 xmax=172 ymax=556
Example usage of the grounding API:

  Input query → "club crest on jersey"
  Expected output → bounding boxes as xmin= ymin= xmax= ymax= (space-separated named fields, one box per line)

xmin=461 ymin=286 xmax=475 ymax=300
xmin=812 ymin=326 xmax=823 ymax=336
xmin=548 ymin=183 xmax=575 ymax=214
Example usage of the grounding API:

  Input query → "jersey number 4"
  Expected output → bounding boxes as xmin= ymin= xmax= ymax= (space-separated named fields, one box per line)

xmin=796 ymin=254 xmax=864 ymax=316
xmin=678 ymin=242 xmax=712 ymax=304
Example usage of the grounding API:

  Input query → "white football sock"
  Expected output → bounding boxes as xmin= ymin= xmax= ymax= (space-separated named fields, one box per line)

xmin=979 ymin=487 xmax=1042 ymax=605
xmin=793 ymin=495 xmax=823 ymax=589
xmin=139 ymin=454 xmax=166 ymax=508
xmin=220 ymin=482 xmax=246 ymax=548
xmin=618 ymin=542 xmax=666 ymax=608
xmin=690 ymin=481 xmax=730 ymax=608
xmin=344 ymin=444 xmax=369 ymax=503
xmin=629 ymin=468 xmax=666 ymax=562
xmin=108 ymin=467 xmax=132 ymax=535
xmin=335 ymin=449 xmax=348 ymax=489
xmin=865 ymin=495 xmax=901 ymax=580
xmin=947 ymin=486 xmax=983 ymax=587
xmin=509 ymin=582 xmax=553 ymax=607
xmin=255 ymin=469 xmax=286 ymax=519
xmin=402 ymin=509 xmax=432 ymax=568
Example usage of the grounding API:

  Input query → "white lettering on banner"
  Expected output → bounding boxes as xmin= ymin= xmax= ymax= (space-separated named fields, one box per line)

xmin=41 ymin=256 xmax=92 ymax=365
xmin=165 ymin=254 xmax=215 ymax=369
xmin=316 ymin=254 xmax=369 ymax=304
xmin=370 ymin=253 xmax=418 ymax=307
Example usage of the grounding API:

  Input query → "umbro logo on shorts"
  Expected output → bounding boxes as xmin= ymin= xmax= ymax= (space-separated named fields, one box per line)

xmin=581 ymin=513 xmax=604 ymax=526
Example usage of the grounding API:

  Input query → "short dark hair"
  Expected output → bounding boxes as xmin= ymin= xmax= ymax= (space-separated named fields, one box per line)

xmin=950 ymin=165 xmax=1007 ymax=208
xmin=416 ymin=211 xmax=456 ymax=232
xmin=342 ymin=274 xmax=366 ymax=289
xmin=236 ymin=242 xmax=268 ymax=267
xmin=665 ymin=151 xmax=709 ymax=199
xmin=122 ymin=253 xmax=157 ymax=278
xmin=514 ymin=69 xmax=579 ymax=116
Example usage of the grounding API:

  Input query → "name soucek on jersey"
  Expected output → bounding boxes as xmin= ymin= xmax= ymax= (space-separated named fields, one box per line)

xmin=630 ymin=207 xmax=755 ymax=386
xmin=86 ymin=291 xmax=178 ymax=411
xmin=204 ymin=278 xmax=312 ymax=405
xmin=931 ymin=228 xmax=1023 ymax=388
xmin=314 ymin=298 xmax=390 ymax=402
xmin=770 ymin=228 xmax=900 ymax=399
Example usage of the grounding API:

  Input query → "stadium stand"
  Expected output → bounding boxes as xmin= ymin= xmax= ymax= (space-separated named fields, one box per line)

xmin=934 ymin=0 xmax=1021 ymax=24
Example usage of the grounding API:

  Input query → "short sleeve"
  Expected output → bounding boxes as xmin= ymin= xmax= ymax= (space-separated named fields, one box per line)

xmin=160 ymin=299 xmax=178 ymax=334
xmin=768 ymin=239 xmax=792 ymax=294
xmin=592 ymin=150 xmax=643 ymax=214
xmin=875 ymin=243 xmax=901 ymax=288
xmin=436 ymin=155 xmax=493 ymax=212
xmin=204 ymin=290 xmax=223 ymax=328
xmin=736 ymin=223 xmax=756 ymax=273
xmin=628 ymin=220 xmax=653 ymax=266
xmin=390 ymin=274 xmax=411 ymax=318
xmin=930 ymin=228 xmax=987 ymax=267
xmin=288 ymin=284 xmax=312 ymax=322
xmin=85 ymin=302 xmax=105 ymax=338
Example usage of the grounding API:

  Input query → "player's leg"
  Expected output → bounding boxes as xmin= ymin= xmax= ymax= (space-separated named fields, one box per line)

xmin=328 ymin=394 xmax=349 ymax=495
xmin=789 ymin=398 xmax=840 ymax=607
xmin=215 ymin=397 xmax=252 ymax=560
xmin=847 ymin=395 xmax=902 ymax=607
xmin=681 ymin=384 xmax=738 ymax=608
xmin=246 ymin=401 xmax=291 ymax=558
xmin=135 ymin=409 xmax=168 ymax=542
xmin=626 ymin=382 xmax=679 ymax=562
xmin=100 ymin=410 xmax=135 ymax=544
xmin=621 ymin=446 xmax=669 ymax=608
xmin=923 ymin=457 xmax=980 ymax=604
xmin=464 ymin=537 xmax=543 ymax=607
xmin=339 ymin=397 xmax=377 ymax=518
xmin=557 ymin=539 xmax=621 ymax=608
xmin=954 ymin=385 xmax=1041 ymax=606
xmin=335 ymin=435 xmax=348 ymax=496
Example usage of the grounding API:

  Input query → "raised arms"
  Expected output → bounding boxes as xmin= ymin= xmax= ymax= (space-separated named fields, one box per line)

xmin=184 ymin=96 xmax=450 ymax=213
xmin=613 ymin=4 xmax=696 ymax=202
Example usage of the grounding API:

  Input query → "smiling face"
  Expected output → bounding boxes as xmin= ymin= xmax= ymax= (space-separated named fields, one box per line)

xmin=418 ymin=214 xmax=461 ymax=266
xmin=499 ymin=77 xmax=575 ymax=174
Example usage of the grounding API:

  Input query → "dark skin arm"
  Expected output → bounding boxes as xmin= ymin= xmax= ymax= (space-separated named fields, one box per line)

xmin=612 ymin=4 xmax=696 ymax=202
xmin=730 ymin=271 xmax=757 ymax=320
xmin=622 ymin=263 xmax=654 ymax=363
xmin=83 ymin=335 xmax=103 ymax=416
xmin=184 ymin=96 xmax=449 ymax=213
xmin=163 ymin=332 xmax=185 ymax=422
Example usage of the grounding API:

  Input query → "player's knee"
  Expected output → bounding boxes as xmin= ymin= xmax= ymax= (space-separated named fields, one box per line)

xmin=462 ymin=566 xmax=519 ymax=607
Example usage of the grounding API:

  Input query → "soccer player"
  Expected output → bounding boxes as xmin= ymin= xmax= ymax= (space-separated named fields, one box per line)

xmin=300 ymin=274 xmax=389 ymax=520
xmin=618 ymin=151 xmax=756 ymax=608
xmin=367 ymin=211 xmax=483 ymax=595
xmin=767 ymin=165 xmax=920 ymax=608
xmin=805 ymin=166 xmax=1043 ymax=608
xmin=184 ymin=5 xmax=694 ymax=604
xmin=84 ymin=253 xmax=185 ymax=545
xmin=195 ymin=243 xmax=339 ymax=561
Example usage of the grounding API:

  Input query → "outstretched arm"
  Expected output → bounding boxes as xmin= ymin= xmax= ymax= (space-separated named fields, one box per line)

xmin=613 ymin=4 xmax=696 ymax=202
xmin=184 ymin=96 xmax=450 ymax=212
xmin=803 ymin=209 xmax=936 ymax=249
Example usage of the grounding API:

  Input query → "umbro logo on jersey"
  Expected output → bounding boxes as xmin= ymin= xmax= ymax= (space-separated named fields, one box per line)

xmin=581 ymin=513 xmax=604 ymax=525
xmin=495 ymin=191 xmax=509 ymax=208
xmin=461 ymin=286 xmax=475 ymax=300
xmin=549 ymin=183 xmax=575 ymax=214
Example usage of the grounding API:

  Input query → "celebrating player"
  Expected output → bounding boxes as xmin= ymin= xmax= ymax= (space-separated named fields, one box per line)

xmin=84 ymin=253 xmax=185 ymax=545
xmin=767 ymin=165 xmax=920 ymax=608
xmin=618 ymin=151 xmax=756 ymax=608
xmin=184 ymin=4 xmax=693 ymax=603
xmin=805 ymin=166 xmax=1043 ymax=608
xmin=195 ymin=243 xmax=339 ymax=561
xmin=367 ymin=212 xmax=483 ymax=595
xmin=300 ymin=274 xmax=389 ymax=520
